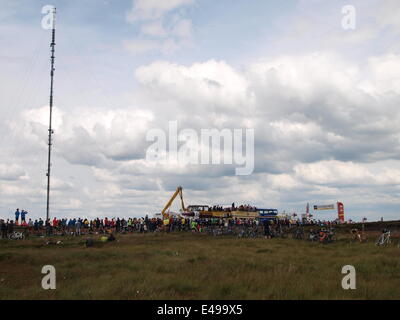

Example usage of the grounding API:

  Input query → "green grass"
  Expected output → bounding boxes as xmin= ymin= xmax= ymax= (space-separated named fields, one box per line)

xmin=0 ymin=232 xmax=399 ymax=300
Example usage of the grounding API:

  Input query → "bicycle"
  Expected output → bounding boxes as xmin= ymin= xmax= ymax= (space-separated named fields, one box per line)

xmin=292 ymin=227 xmax=304 ymax=240
xmin=236 ymin=228 xmax=247 ymax=238
xmin=204 ymin=226 xmax=214 ymax=236
xmin=376 ymin=230 xmax=391 ymax=246
xmin=319 ymin=229 xmax=336 ymax=244
xmin=308 ymin=229 xmax=319 ymax=242
xmin=222 ymin=227 xmax=234 ymax=236
xmin=275 ymin=226 xmax=288 ymax=238
xmin=246 ymin=227 xmax=259 ymax=238
xmin=8 ymin=231 xmax=25 ymax=240
xmin=212 ymin=228 xmax=223 ymax=237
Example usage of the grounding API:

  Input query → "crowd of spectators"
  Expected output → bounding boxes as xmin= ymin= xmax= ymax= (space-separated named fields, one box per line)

xmin=209 ymin=203 xmax=258 ymax=212
xmin=0 ymin=207 xmax=343 ymax=239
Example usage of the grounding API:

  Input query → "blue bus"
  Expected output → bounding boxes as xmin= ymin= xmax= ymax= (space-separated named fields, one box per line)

xmin=257 ymin=209 xmax=278 ymax=222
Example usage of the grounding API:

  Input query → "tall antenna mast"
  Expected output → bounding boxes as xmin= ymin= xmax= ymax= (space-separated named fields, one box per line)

xmin=46 ymin=7 xmax=56 ymax=221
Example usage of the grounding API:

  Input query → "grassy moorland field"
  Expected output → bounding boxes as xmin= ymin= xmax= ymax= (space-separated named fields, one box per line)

xmin=1 ymin=229 xmax=400 ymax=300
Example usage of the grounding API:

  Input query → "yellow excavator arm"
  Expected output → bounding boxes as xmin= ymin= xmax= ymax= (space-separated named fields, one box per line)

xmin=162 ymin=186 xmax=186 ymax=219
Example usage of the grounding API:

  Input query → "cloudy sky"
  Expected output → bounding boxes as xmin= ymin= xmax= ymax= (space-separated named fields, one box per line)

xmin=1 ymin=0 xmax=399 ymax=221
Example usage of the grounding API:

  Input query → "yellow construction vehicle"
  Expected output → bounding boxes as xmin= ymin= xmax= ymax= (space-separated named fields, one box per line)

xmin=161 ymin=186 xmax=186 ymax=219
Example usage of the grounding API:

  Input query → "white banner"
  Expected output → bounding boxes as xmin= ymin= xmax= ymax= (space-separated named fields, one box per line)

xmin=313 ymin=204 xmax=335 ymax=210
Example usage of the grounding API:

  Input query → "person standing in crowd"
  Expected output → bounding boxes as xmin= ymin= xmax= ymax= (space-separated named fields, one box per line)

xmin=76 ymin=219 xmax=82 ymax=236
xmin=45 ymin=219 xmax=52 ymax=236
xmin=14 ymin=209 xmax=20 ymax=225
xmin=263 ymin=219 xmax=271 ymax=239
xmin=52 ymin=217 xmax=58 ymax=228
xmin=21 ymin=210 xmax=28 ymax=223
xmin=33 ymin=220 xmax=39 ymax=234
xmin=0 ymin=220 xmax=7 ymax=239
xmin=116 ymin=218 xmax=121 ymax=233
xmin=7 ymin=220 xmax=14 ymax=235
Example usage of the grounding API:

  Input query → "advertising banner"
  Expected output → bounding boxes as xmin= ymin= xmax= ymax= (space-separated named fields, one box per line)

xmin=337 ymin=202 xmax=345 ymax=223
xmin=313 ymin=204 xmax=335 ymax=210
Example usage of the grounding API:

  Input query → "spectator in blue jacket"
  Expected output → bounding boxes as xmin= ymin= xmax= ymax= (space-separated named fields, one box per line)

xmin=15 ymin=209 xmax=20 ymax=224
xmin=21 ymin=210 xmax=28 ymax=222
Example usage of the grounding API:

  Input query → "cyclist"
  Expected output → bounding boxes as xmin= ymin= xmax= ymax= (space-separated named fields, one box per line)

xmin=351 ymin=229 xmax=362 ymax=242
xmin=319 ymin=228 xmax=328 ymax=243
